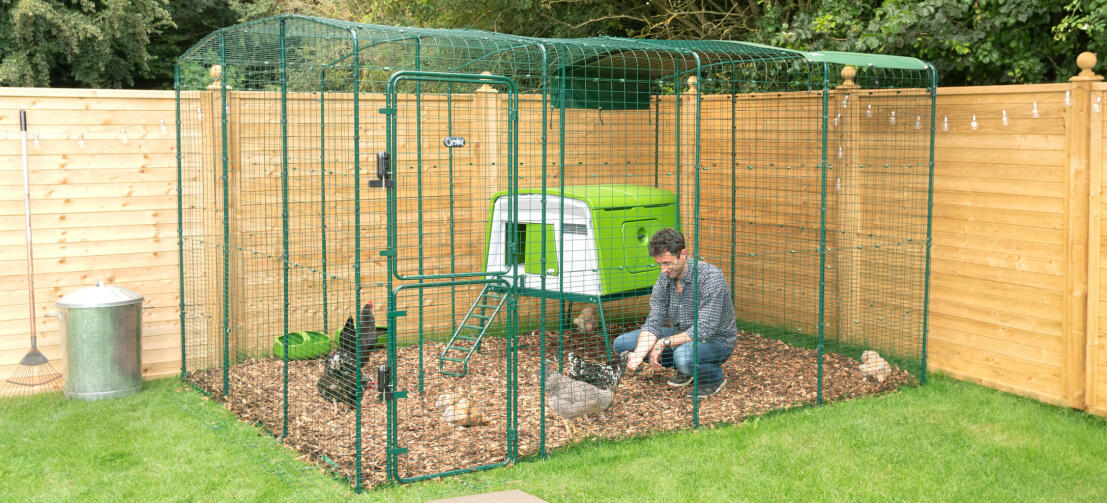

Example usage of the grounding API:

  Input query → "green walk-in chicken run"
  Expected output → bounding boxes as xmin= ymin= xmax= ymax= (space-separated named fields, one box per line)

xmin=177 ymin=14 xmax=934 ymax=492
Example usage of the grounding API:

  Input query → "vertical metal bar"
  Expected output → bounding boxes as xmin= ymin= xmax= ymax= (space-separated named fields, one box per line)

xmin=691 ymin=59 xmax=702 ymax=429
xmin=415 ymin=41 xmax=425 ymax=393
xmin=816 ymin=63 xmax=831 ymax=405
xmin=730 ymin=66 xmax=737 ymax=303
xmin=278 ymin=20 xmax=290 ymax=436
xmin=175 ymin=63 xmax=186 ymax=380
xmin=537 ymin=47 xmax=550 ymax=460
xmin=320 ymin=68 xmax=328 ymax=334
xmin=350 ymin=29 xmax=364 ymax=491
xmin=448 ymin=82 xmax=457 ymax=345
xmin=219 ymin=32 xmax=230 ymax=398
xmin=674 ymin=71 xmax=682 ymax=226
xmin=654 ymin=87 xmax=660 ymax=187
xmin=921 ymin=64 xmax=938 ymax=385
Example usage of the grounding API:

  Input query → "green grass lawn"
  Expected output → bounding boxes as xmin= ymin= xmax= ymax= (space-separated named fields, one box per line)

xmin=1 ymin=374 xmax=1104 ymax=502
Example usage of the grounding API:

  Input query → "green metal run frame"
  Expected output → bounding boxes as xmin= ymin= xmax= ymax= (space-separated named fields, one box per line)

xmin=176 ymin=14 xmax=936 ymax=492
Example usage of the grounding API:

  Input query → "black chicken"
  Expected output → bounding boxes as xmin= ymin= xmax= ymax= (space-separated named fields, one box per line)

xmin=317 ymin=302 xmax=381 ymax=407
xmin=337 ymin=302 xmax=382 ymax=367
xmin=566 ymin=351 xmax=630 ymax=391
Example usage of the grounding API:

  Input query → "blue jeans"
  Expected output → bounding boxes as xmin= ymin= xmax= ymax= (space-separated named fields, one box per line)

xmin=613 ymin=327 xmax=733 ymax=384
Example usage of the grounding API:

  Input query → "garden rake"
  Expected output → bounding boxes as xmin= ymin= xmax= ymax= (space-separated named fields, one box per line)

xmin=2 ymin=110 xmax=62 ymax=398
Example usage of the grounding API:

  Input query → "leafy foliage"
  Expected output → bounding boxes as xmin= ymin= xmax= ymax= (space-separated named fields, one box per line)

xmin=2 ymin=0 xmax=1104 ymax=88
xmin=0 ymin=0 xmax=173 ymax=88
xmin=755 ymin=0 xmax=1106 ymax=85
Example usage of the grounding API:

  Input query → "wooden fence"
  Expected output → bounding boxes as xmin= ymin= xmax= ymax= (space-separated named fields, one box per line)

xmin=1 ymin=54 xmax=1105 ymax=415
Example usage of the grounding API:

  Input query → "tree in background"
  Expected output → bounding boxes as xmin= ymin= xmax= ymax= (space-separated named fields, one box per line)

xmin=0 ymin=0 xmax=173 ymax=88
xmin=1 ymin=0 xmax=1103 ymax=88
xmin=754 ymin=0 xmax=1106 ymax=85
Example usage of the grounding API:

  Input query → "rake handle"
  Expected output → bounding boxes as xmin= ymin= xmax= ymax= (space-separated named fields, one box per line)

xmin=20 ymin=110 xmax=39 ymax=349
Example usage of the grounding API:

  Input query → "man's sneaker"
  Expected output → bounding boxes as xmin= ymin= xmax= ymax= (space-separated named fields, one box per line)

xmin=667 ymin=373 xmax=694 ymax=387
xmin=686 ymin=377 xmax=726 ymax=398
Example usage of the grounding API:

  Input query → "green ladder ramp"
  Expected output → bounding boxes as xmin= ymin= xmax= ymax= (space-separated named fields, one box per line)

xmin=439 ymin=284 xmax=508 ymax=377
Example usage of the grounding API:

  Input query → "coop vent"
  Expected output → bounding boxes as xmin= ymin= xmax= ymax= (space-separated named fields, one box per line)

xmin=563 ymin=223 xmax=587 ymax=235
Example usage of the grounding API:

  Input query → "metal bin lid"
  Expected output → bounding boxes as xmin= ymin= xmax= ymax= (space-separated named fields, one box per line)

xmin=56 ymin=282 xmax=144 ymax=308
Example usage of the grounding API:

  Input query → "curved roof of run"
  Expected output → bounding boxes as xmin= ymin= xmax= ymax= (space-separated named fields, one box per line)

xmin=182 ymin=14 xmax=931 ymax=73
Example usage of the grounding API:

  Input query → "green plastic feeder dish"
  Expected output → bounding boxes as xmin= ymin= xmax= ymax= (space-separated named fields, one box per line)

xmin=273 ymin=331 xmax=332 ymax=360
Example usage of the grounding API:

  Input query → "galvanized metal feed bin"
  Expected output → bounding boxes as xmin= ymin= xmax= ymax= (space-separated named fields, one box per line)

xmin=58 ymin=283 xmax=143 ymax=400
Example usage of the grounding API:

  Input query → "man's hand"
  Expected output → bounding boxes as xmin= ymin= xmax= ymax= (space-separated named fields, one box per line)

xmin=649 ymin=340 xmax=665 ymax=368
xmin=626 ymin=331 xmax=658 ymax=372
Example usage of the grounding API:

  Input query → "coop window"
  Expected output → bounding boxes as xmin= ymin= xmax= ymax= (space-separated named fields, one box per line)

xmin=507 ymin=223 xmax=559 ymax=275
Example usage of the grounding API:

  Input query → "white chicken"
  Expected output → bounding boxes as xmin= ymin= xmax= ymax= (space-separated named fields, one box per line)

xmin=859 ymin=350 xmax=892 ymax=383
xmin=435 ymin=393 xmax=487 ymax=427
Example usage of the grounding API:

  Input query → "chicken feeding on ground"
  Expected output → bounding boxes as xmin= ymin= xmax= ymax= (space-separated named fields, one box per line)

xmin=859 ymin=350 xmax=892 ymax=383
xmin=541 ymin=351 xmax=629 ymax=440
xmin=316 ymin=350 xmax=372 ymax=408
xmin=566 ymin=350 xmax=628 ymax=391
xmin=435 ymin=393 xmax=487 ymax=427
xmin=573 ymin=306 xmax=596 ymax=333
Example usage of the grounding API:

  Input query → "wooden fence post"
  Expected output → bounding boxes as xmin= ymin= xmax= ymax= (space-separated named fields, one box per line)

xmin=1066 ymin=52 xmax=1102 ymax=408
xmin=1073 ymin=52 xmax=1104 ymax=411
xmin=833 ymin=66 xmax=861 ymax=344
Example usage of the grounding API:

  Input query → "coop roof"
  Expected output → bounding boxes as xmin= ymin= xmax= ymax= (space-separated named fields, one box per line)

xmin=180 ymin=14 xmax=931 ymax=78
xmin=496 ymin=185 xmax=677 ymax=210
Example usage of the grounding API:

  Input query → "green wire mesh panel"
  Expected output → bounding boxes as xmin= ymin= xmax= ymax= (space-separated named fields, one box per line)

xmin=177 ymin=14 xmax=935 ymax=492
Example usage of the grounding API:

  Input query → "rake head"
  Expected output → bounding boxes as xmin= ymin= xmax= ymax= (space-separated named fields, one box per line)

xmin=2 ymin=348 xmax=62 ymax=398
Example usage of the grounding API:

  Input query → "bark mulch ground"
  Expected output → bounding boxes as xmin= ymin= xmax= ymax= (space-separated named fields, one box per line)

xmin=189 ymin=329 xmax=912 ymax=488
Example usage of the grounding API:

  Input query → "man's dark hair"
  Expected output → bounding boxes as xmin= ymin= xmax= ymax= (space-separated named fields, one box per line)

xmin=648 ymin=228 xmax=685 ymax=257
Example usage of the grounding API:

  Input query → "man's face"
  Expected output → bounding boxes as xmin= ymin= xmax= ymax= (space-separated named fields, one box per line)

xmin=653 ymin=249 xmax=688 ymax=280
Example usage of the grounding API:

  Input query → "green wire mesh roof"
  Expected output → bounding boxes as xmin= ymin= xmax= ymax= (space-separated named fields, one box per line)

xmin=180 ymin=14 xmax=931 ymax=77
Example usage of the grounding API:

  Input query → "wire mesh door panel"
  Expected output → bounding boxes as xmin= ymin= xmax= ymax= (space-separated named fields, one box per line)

xmin=384 ymin=72 xmax=518 ymax=281
xmin=383 ymin=72 xmax=519 ymax=482
xmin=385 ymin=280 xmax=515 ymax=482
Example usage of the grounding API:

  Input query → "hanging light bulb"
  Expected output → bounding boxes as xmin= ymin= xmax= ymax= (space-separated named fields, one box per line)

xmin=865 ymin=104 xmax=873 ymax=118
xmin=1065 ymin=90 xmax=1071 ymax=107
xmin=160 ymin=119 xmax=168 ymax=134
xmin=841 ymin=93 xmax=849 ymax=109
xmin=889 ymin=110 xmax=897 ymax=125
xmin=1032 ymin=102 xmax=1040 ymax=118
xmin=837 ymin=146 xmax=844 ymax=159
xmin=914 ymin=115 xmax=922 ymax=130
xmin=833 ymin=113 xmax=840 ymax=127
xmin=196 ymin=107 xmax=204 ymax=121
xmin=1001 ymin=110 xmax=1009 ymax=127
xmin=1095 ymin=97 xmax=1102 ymax=113
xmin=970 ymin=114 xmax=979 ymax=130
xmin=120 ymin=128 xmax=128 ymax=144
xmin=942 ymin=116 xmax=949 ymax=132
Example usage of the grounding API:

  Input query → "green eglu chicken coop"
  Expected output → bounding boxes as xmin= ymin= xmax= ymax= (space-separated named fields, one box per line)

xmin=468 ymin=185 xmax=678 ymax=358
xmin=485 ymin=185 xmax=678 ymax=296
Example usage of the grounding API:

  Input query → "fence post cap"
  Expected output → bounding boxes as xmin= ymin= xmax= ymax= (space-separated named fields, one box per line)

xmin=1071 ymin=52 xmax=1103 ymax=81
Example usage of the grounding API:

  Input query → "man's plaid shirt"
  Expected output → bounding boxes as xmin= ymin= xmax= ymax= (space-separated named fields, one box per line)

xmin=641 ymin=259 xmax=738 ymax=347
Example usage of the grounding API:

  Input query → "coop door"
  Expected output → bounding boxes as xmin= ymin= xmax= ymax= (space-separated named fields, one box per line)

xmin=382 ymin=71 xmax=519 ymax=281
xmin=381 ymin=72 xmax=519 ymax=482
